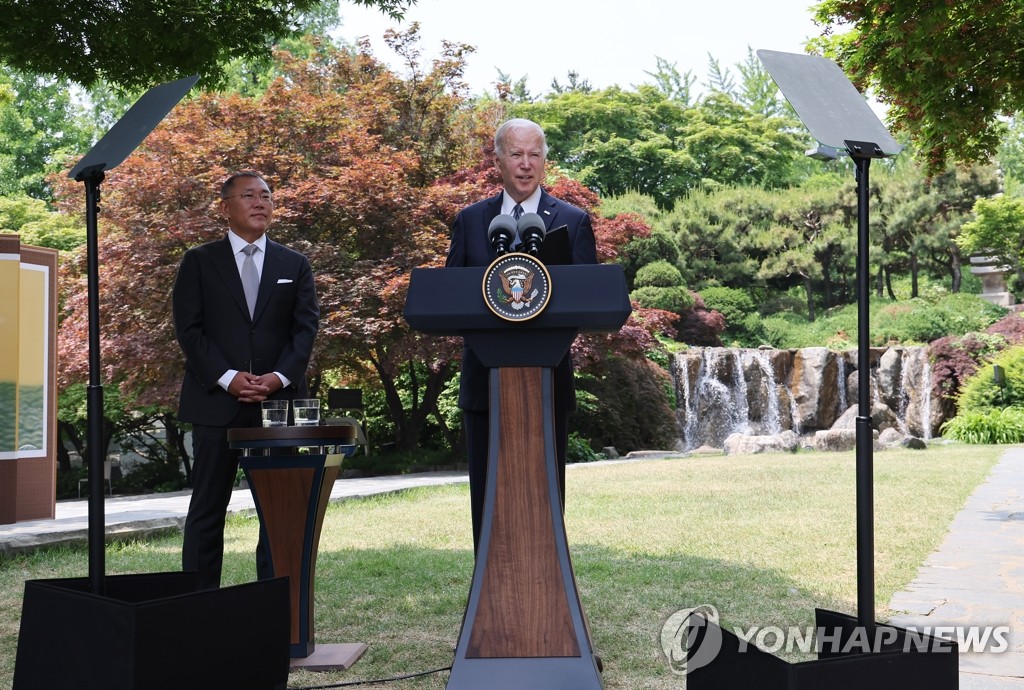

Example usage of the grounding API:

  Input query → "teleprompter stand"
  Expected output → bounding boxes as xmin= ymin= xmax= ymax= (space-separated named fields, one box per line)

xmin=14 ymin=77 xmax=291 ymax=690
xmin=683 ymin=51 xmax=958 ymax=688
xmin=405 ymin=263 xmax=631 ymax=690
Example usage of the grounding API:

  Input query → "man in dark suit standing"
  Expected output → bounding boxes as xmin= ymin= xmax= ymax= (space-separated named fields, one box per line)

xmin=173 ymin=171 xmax=319 ymax=589
xmin=445 ymin=118 xmax=598 ymax=551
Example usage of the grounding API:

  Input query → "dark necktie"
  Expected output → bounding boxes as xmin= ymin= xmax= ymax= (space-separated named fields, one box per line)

xmin=241 ymin=244 xmax=259 ymax=318
xmin=511 ymin=204 xmax=524 ymax=249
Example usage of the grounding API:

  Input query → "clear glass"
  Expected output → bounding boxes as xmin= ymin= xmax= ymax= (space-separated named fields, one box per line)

xmin=261 ymin=399 xmax=289 ymax=427
xmin=292 ymin=398 xmax=320 ymax=427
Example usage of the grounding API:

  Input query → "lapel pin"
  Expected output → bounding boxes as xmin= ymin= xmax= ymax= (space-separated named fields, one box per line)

xmin=543 ymin=210 xmax=550 ymax=215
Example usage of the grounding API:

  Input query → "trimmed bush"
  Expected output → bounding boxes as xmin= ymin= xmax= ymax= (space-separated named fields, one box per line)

xmin=634 ymin=260 xmax=684 ymax=288
xmin=630 ymin=285 xmax=694 ymax=312
xmin=699 ymin=286 xmax=755 ymax=330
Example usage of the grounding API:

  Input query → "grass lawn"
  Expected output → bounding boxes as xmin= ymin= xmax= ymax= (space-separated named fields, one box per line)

xmin=0 ymin=444 xmax=1005 ymax=689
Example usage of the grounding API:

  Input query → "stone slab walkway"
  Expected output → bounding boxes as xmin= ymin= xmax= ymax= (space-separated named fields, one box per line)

xmin=889 ymin=447 xmax=1024 ymax=687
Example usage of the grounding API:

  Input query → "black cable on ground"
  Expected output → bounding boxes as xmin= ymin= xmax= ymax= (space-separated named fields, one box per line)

xmin=289 ymin=665 xmax=452 ymax=689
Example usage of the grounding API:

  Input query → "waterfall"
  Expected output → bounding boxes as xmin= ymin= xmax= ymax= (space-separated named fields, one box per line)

xmin=680 ymin=352 xmax=703 ymax=451
xmin=751 ymin=349 xmax=782 ymax=435
xmin=729 ymin=349 xmax=751 ymax=436
xmin=680 ymin=348 xmax=750 ymax=449
xmin=836 ymin=354 xmax=848 ymax=414
xmin=670 ymin=345 xmax=940 ymax=450
xmin=676 ymin=355 xmax=693 ymax=449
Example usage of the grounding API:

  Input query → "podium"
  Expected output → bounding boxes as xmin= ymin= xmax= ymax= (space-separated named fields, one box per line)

xmin=405 ymin=263 xmax=631 ymax=689
xmin=228 ymin=425 xmax=366 ymax=671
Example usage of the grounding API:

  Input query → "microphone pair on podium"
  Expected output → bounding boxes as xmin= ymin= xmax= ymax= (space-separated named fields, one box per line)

xmin=488 ymin=213 xmax=547 ymax=257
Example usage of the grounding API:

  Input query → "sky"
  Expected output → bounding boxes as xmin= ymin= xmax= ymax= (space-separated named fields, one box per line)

xmin=334 ymin=0 xmax=826 ymax=97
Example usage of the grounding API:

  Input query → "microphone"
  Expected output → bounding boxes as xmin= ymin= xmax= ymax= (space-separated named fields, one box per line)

xmin=487 ymin=214 xmax=517 ymax=256
xmin=517 ymin=212 xmax=546 ymax=257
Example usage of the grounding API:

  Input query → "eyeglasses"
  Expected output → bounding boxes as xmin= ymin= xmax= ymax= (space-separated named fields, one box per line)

xmin=224 ymin=192 xmax=273 ymax=204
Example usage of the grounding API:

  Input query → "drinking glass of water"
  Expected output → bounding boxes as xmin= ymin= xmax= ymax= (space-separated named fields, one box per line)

xmin=292 ymin=399 xmax=320 ymax=427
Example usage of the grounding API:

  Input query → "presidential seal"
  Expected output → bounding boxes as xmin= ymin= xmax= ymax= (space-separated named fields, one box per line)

xmin=482 ymin=252 xmax=552 ymax=322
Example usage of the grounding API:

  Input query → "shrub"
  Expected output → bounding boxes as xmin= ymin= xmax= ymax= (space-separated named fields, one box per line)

xmin=873 ymin=294 xmax=1005 ymax=344
xmin=956 ymin=345 xmax=1024 ymax=413
xmin=618 ymin=230 xmax=680 ymax=286
xmin=754 ymin=294 xmax=1005 ymax=350
xmin=566 ymin=432 xmax=599 ymax=463
xmin=343 ymin=448 xmax=454 ymax=476
xmin=699 ymin=286 xmax=755 ymax=331
xmin=574 ymin=355 xmax=678 ymax=454
xmin=986 ymin=312 xmax=1024 ymax=345
xmin=630 ymin=285 xmax=694 ymax=312
xmin=941 ymin=408 xmax=1024 ymax=444
xmin=929 ymin=332 xmax=1006 ymax=420
xmin=634 ymin=260 xmax=684 ymax=288
xmin=118 ymin=459 xmax=186 ymax=494
xmin=675 ymin=300 xmax=726 ymax=346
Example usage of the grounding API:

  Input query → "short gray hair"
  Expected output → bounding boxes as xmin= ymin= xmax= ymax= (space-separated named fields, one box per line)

xmin=494 ymin=118 xmax=549 ymax=158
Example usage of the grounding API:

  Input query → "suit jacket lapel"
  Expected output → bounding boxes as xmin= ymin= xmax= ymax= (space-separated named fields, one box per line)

xmin=538 ymin=189 xmax=559 ymax=230
xmin=212 ymin=236 xmax=250 ymax=319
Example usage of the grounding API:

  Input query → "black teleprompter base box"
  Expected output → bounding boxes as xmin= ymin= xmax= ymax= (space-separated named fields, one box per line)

xmin=14 ymin=572 xmax=290 ymax=690
xmin=686 ymin=608 xmax=958 ymax=689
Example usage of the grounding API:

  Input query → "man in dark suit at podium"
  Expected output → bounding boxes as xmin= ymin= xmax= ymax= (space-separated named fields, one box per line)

xmin=173 ymin=171 xmax=319 ymax=589
xmin=445 ymin=118 xmax=598 ymax=551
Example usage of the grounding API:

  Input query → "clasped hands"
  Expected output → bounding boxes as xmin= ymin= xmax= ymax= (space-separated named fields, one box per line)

xmin=229 ymin=372 xmax=283 ymax=403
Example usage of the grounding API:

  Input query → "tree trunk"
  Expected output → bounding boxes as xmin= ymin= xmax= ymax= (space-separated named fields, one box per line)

xmin=804 ymin=275 xmax=816 ymax=322
xmin=950 ymin=246 xmax=963 ymax=293
xmin=822 ymin=252 xmax=834 ymax=309
xmin=372 ymin=353 xmax=453 ymax=452
xmin=56 ymin=421 xmax=81 ymax=472
xmin=910 ymin=253 xmax=919 ymax=298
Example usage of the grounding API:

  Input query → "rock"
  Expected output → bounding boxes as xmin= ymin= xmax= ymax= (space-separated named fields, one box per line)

xmin=876 ymin=347 xmax=904 ymax=410
xmin=814 ymin=428 xmax=880 ymax=452
xmin=601 ymin=446 xmax=620 ymax=459
xmin=900 ymin=436 xmax=928 ymax=450
xmin=830 ymin=402 xmax=901 ymax=433
xmin=790 ymin=347 xmax=842 ymax=431
xmin=878 ymin=427 xmax=904 ymax=446
xmin=723 ymin=431 xmax=799 ymax=455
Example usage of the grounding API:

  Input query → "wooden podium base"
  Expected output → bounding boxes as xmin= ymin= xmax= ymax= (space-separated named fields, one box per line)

xmin=448 ymin=367 xmax=603 ymax=689
xmin=290 ymin=642 xmax=368 ymax=671
xmin=232 ymin=427 xmax=365 ymax=672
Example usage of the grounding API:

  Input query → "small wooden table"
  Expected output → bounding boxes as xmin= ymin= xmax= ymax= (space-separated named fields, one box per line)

xmin=228 ymin=425 xmax=365 ymax=671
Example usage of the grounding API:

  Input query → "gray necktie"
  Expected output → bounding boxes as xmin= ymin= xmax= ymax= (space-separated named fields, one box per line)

xmin=511 ymin=204 xmax=524 ymax=249
xmin=241 ymin=244 xmax=259 ymax=318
